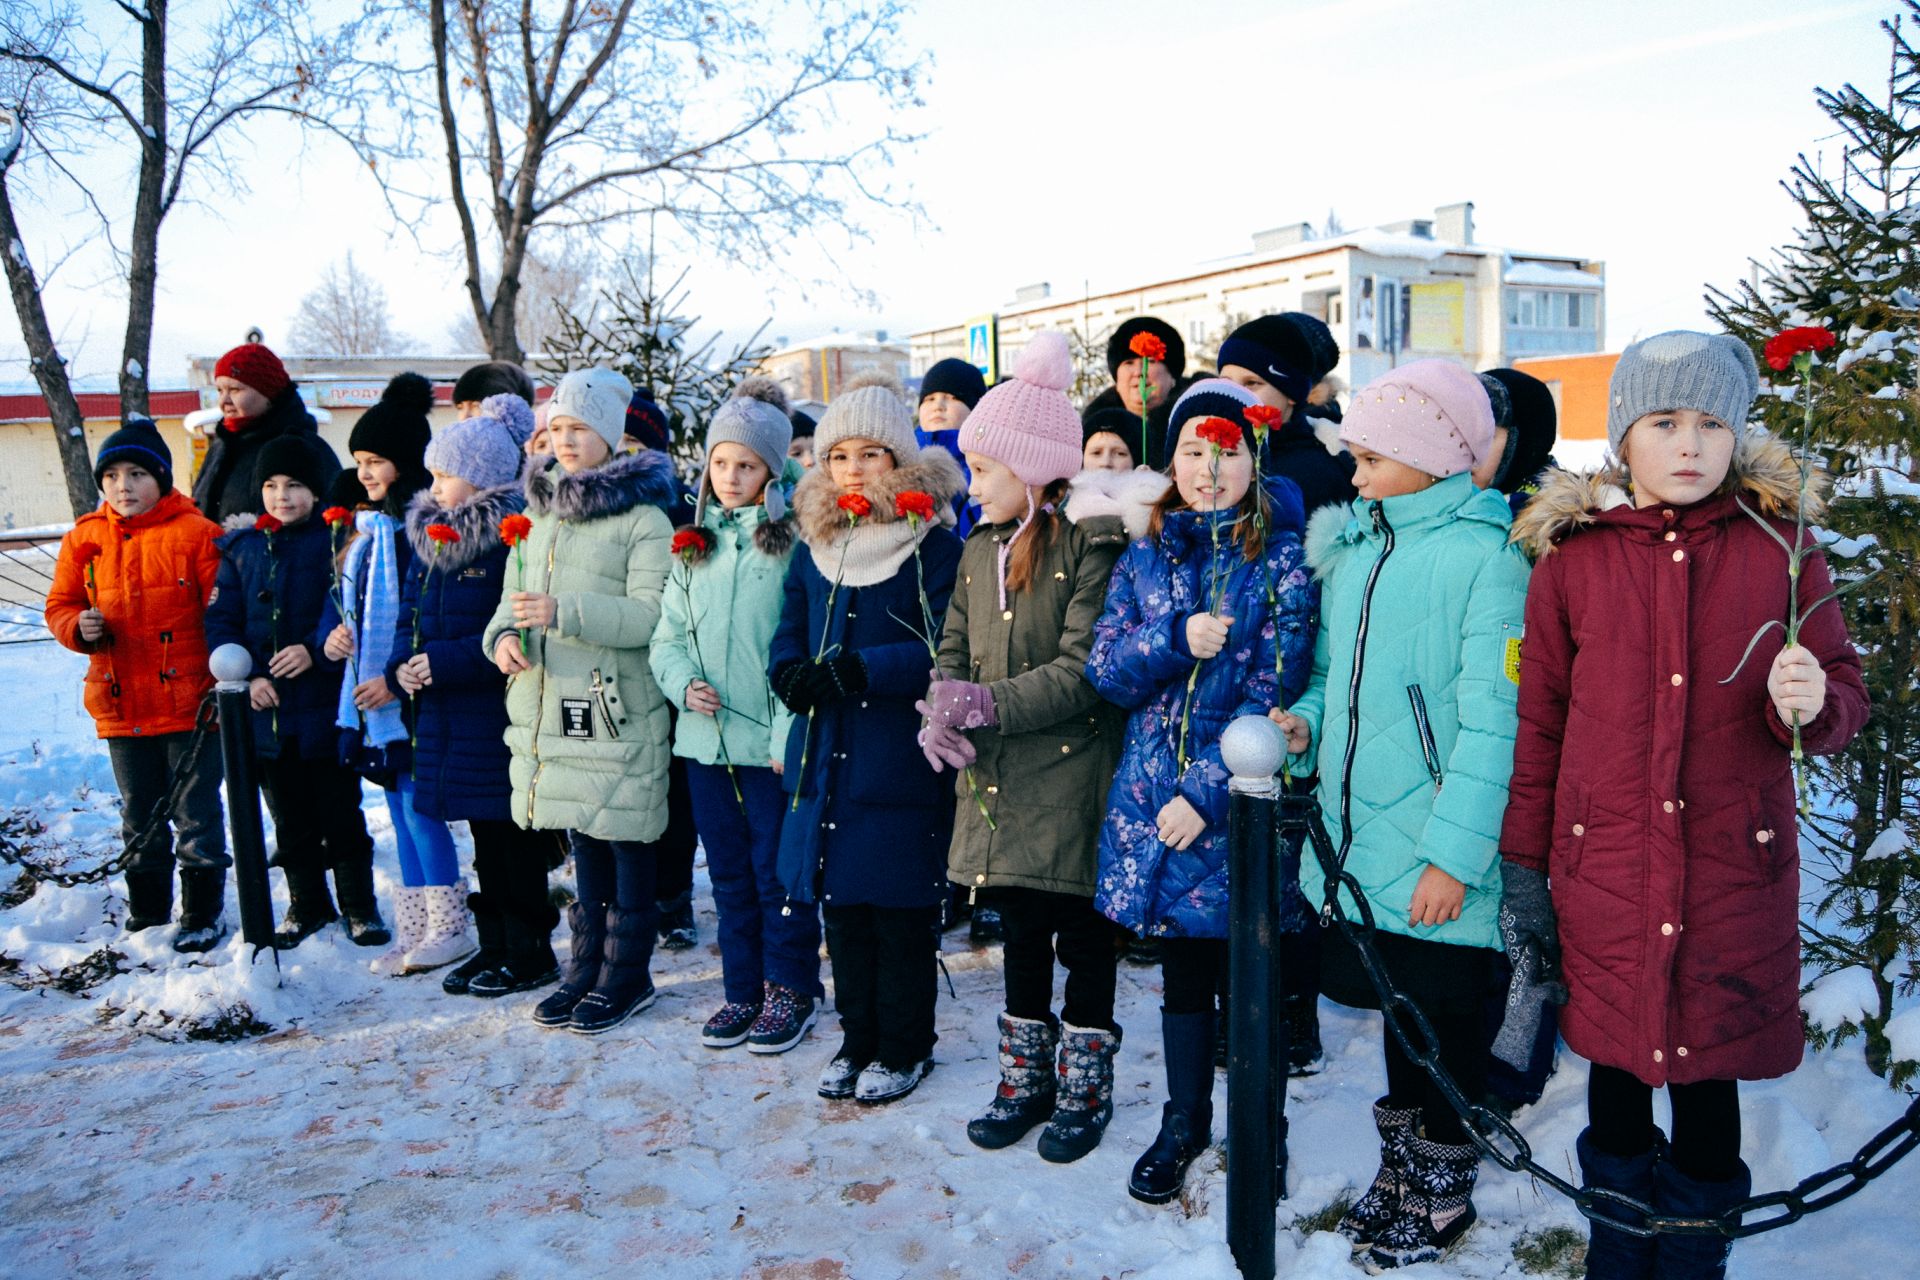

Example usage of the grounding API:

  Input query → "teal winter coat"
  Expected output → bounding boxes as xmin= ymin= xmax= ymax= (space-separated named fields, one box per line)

xmin=1289 ymin=473 xmax=1531 ymax=950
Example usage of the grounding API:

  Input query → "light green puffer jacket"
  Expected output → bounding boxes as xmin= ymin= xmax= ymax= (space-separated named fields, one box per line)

xmin=1289 ymin=473 xmax=1531 ymax=949
xmin=481 ymin=452 xmax=676 ymax=842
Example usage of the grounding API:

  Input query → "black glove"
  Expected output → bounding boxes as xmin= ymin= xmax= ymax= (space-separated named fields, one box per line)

xmin=821 ymin=653 xmax=868 ymax=701
xmin=771 ymin=659 xmax=814 ymax=715
xmin=1493 ymin=860 xmax=1568 ymax=1070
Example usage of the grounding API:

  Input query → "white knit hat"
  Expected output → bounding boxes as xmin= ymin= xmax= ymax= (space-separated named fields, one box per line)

xmin=546 ymin=367 xmax=633 ymax=449
xmin=813 ymin=375 xmax=919 ymax=464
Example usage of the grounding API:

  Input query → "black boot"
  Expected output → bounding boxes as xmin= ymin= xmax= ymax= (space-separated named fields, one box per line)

xmin=274 ymin=864 xmax=340 ymax=950
xmin=469 ymin=901 xmax=561 ymax=998
xmin=655 ymin=889 xmax=696 ymax=951
xmin=444 ymin=892 xmax=506 ymax=995
xmin=1038 ymin=1022 xmax=1122 ymax=1164
xmin=967 ymin=1013 xmax=1058 ymax=1150
xmin=1129 ymin=1009 xmax=1215 ymax=1204
xmin=532 ymin=900 xmax=605 ymax=1028
xmin=569 ymin=905 xmax=657 ymax=1035
xmin=173 ymin=867 xmax=228 ymax=953
xmin=123 ymin=868 xmax=174 ymax=932
xmin=1577 ymin=1127 xmax=1661 ymax=1280
xmin=330 ymin=856 xmax=389 ymax=948
xmin=1283 ymin=993 xmax=1325 ymax=1077
xmin=1652 ymin=1157 xmax=1750 ymax=1280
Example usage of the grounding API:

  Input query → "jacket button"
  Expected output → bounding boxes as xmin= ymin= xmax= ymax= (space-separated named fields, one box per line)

xmin=1664 ymin=531 xmax=1676 ymax=542
xmin=1676 ymin=1046 xmax=1689 ymax=1057
xmin=1054 ymin=571 xmax=1066 ymax=581
xmin=1060 ymin=744 xmax=1071 ymax=754
xmin=987 ymin=785 xmax=999 ymax=795
xmin=965 ymin=576 xmax=972 ymax=585
xmin=1670 ymin=673 xmax=1683 ymax=686
xmin=1653 ymin=1049 xmax=1664 ymax=1064
xmin=1572 ymin=823 xmax=1585 ymax=836
xmin=1002 ymin=610 xmax=1013 ymax=621
xmin=1663 ymin=801 xmax=1675 ymax=814
xmin=1672 ymin=549 xmax=1685 ymax=562
xmin=1661 ymin=922 xmax=1674 ymax=936
xmin=1756 ymin=829 xmax=1772 ymax=844
xmin=975 ymin=874 xmax=986 ymax=884
xmin=827 ymin=822 xmax=836 ymax=830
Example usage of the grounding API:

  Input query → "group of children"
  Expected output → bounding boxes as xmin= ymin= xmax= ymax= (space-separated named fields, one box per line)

xmin=48 ymin=319 xmax=1867 ymax=1279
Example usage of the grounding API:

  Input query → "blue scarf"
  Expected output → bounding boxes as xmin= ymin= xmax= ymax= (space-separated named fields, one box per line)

xmin=336 ymin=510 xmax=407 ymax=748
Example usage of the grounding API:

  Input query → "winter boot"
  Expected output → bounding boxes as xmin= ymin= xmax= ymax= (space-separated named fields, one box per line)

xmin=702 ymin=998 xmax=764 ymax=1048
xmin=1284 ymin=993 xmax=1325 ymax=1077
xmin=370 ymin=887 xmax=429 ymax=977
xmin=1364 ymin=1134 xmax=1480 ymax=1271
xmin=444 ymin=892 xmax=507 ymax=995
xmin=854 ymin=1057 xmax=934 ymax=1104
xmin=122 ymin=868 xmax=174 ymax=933
xmin=273 ymin=864 xmax=340 ymax=950
xmin=1577 ymin=1127 xmax=1661 ymax=1280
xmin=172 ymin=867 xmax=227 ymax=953
xmin=1038 ymin=1022 xmax=1122 ymax=1164
xmin=532 ymin=900 xmax=606 ymax=1027
xmin=1338 ymin=1098 xmax=1422 ymax=1250
xmin=1651 ymin=1156 xmax=1751 ymax=1280
xmin=404 ymin=881 xmax=478 ymax=973
xmin=818 ymin=1044 xmax=869 ymax=1100
xmin=655 ymin=889 xmax=696 ymax=952
xmin=966 ymin=1013 xmax=1059 ymax=1150
xmin=467 ymin=901 xmax=560 ymax=998
xmin=330 ymin=857 xmax=390 ymax=948
xmin=1128 ymin=1009 xmax=1215 ymax=1205
xmin=747 ymin=981 xmax=819 ymax=1054
xmin=569 ymin=906 xmax=658 ymax=1035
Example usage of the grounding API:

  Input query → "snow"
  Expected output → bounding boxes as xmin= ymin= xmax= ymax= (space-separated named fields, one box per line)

xmin=1885 ymin=1006 xmax=1920 ymax=1069
xmin=1801 ymin=967 xmax=1879 ymax=1031
xmin=1341 ymin=231 xmax=1456 ymax=263
xmin=1503 ymin=261 xmax=1603 ymax=289
xmin=124 ymin=359 xmax=143 ymax=380
xmin=1863 ymin=823 xmax=1908 ymax=862
xmin=1814 ymin=527 xmax=1878 ymax=558
xmin=8 ymin=238 xmax=28 ymax=272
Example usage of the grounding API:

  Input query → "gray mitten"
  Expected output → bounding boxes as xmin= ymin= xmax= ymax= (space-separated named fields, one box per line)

xmin=1492 ymin=860 xmax=1567 ymax=1070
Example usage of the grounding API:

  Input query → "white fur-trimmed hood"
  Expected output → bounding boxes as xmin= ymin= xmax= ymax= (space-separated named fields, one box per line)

xmin=1065 ymin=467 xmax=1171 ymax=542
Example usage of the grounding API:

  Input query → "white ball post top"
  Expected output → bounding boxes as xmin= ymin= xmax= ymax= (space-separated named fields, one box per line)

xmin=209 ymin=643 xmax=253 ymax=688
xmin=1221 ymin=715 xmax=1284 ymax=787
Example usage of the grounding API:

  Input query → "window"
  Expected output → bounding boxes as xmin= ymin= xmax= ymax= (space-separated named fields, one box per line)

xmin=1506 ymin=289 xmax=1597 ymax=330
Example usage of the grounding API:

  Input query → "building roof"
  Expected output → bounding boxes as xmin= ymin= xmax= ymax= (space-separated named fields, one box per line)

xmin=0 ymin=390 xmax=202 ymax=424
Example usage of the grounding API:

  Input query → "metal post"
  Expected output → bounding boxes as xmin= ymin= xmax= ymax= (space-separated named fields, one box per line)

xmin=209 ymin=644 xmax=278 ymax=970
xmin=1222 ymin=716 xmax=1286 ymax=1280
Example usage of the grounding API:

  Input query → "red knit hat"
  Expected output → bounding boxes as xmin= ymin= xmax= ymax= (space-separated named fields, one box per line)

xmin=213 ymin=342 xmax=291 ymax=401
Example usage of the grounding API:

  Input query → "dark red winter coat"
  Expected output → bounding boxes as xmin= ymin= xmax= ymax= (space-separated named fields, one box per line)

xmin=1501 ymin=437 xmax=1868 ymax=1087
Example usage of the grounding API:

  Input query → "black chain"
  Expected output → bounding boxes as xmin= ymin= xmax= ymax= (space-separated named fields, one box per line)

xmin=1276 ymin=795 xmax=1920 ymax=1240
xmin=0 ymin=694 xmax=220 ymax=889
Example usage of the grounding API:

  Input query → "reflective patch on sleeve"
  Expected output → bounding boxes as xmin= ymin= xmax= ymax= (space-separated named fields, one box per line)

xmin=1504 ymin=634 xmax=1523 ymax=686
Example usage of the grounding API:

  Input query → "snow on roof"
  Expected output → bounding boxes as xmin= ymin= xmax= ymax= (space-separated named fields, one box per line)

xmin=1505 ymin=261 xmax=1604 ymax=289
xmin=766 ymin=332 xmax=906 ymax=355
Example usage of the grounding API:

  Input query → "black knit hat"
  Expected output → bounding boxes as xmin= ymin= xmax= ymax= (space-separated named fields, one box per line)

xmin=253 ymin=433 xmax=338 ymax=498
xmin=1216 ymin=312 xmax=1339 ymax=405
xmin=1081 ymin=405 xmax=1144 ymax=463
xmin=327 ymin=466 xmax=370 ymax=511
xmin=94 ymin=418 xmax=173 ymax=491
xmin=452 ymin=360 xmax=535 ymax=406
xmin=1106 ymin=317 xmax=1187 ymax=379
xmin=348 ymin=372 xmax=435 ymax=469
xmin=919 ymin=358 xmax=988 ymax=409
xmin=1479 ymin=368 xmax=1559 ymax=493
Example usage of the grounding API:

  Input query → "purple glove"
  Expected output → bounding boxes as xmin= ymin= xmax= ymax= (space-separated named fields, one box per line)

xmin=922 ymin=677 xmax=999 ymax=730
xmin=915 ymin=704 xmax=977 ymax=772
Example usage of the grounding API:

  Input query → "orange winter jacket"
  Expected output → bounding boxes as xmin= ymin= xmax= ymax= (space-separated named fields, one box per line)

xmin=46 ymin=490 xmax=223 ymax=738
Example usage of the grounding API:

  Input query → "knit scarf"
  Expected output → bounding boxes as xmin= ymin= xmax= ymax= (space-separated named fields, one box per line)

xmin=336 ymin=510 xmax=407 ymax=748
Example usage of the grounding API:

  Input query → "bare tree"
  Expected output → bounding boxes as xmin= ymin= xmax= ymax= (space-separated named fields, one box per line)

xmin=448 ymin=247 xmax=599 ymax=359
xmin=344 ymin=0 xmax=926 ymax=365
xmin=288 ymin=252 xmax=405 ymax=355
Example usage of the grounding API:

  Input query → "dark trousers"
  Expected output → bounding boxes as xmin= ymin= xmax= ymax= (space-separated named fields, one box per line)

xmin=687 ymin=761 xmax=821 ymax=1002
xmin=569 ymin=831 xmax=658 ymax=915
xmin=107 ymin=731 xmax=227 ymax=871
xmin=258 ymin=754 xmax=373 ymax=872
xmin=1382 ymin=1002 xmax=1486 ymax=1144
xmin=652 ymin=725 xmax=698 ymax=906
xmin=1162 ymin=936 xmax=1228 ymax=1015
xmin=469 ymin=818 xmax=553 ymax=920
xmin=1588 ymin=1063 xmax=1742 ymax=1182
xmin=823 ymin=902 xmax=940 ymax=1069
xmin=995 ymin=886 xmax=1119 ymax=1031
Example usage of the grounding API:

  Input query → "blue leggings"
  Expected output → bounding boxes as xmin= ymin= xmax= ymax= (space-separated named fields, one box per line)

xmin=385 ymin=778 xmax=459 ymax=888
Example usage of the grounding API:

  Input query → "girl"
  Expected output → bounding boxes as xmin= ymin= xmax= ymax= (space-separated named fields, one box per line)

xmin=768 ymin=374 xmax=966 ymax=1105
xmin=482 ymin=367 xmax=676 ymax=1036
xmin=1086 ymin=378 xmax=1316 ymax=1205
xmin=919 ymin=333 xmax=1133 ymax=1163
xmin=393 ymin=393 xmax=560 ymax=998
xmin=1500 ymin=332 xmax=1867 ymax=1280
xmin=1271 ymin=359 xmax=1530 ymax=1270
xmin=1080 ymin=406 xmax=1142 ymax=474
xmin=649 ymin=386 xmax=817 ymax=1053
xmin=320 ymin=373 xmax=472 ymax=976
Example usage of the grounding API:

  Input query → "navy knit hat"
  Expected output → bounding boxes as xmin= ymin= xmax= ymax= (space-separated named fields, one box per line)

xmin=1217 ymin=312 xmax=1339 ymax=405
xmin=1165 ymin=378 xmax=1258 ymax=447
xmin=94 ymin=418 xmax=173 ymax=491
xmin=452 ymin=360 xmax=535 ymax=406
xmin=253 ymin=432 xmax=337 ymax=498
xmin=1478 ymin=368 xmax=1559 ymax=493
xmin=1107 ymin=316 xmax=1186 ymax=379
xmin=625 ymin=390 xmax=672 ymax=452
xmin=1081 ymin=405 xmax=1145 ymax=463
xmin=919 ymin=358 xmax=988 ymax=409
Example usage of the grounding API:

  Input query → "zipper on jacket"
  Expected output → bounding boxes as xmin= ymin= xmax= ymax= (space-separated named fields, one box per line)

xmin=525 ymin=529 xmax=560 ymax=827
xmin=1406 ymin=683 xmax=1444 ymax=792
xmin=1326 ymin=501 xmax=1396 ymax=923
xmin=590 ymin=667 xmax=621 ymax=740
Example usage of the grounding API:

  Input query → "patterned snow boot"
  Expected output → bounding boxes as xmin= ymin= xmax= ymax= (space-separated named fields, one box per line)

xmin=1038 ymin=1022 xmax=1122 ymax=1164
xmin=370 ymin=887 xmax=428 ymax=976
xmin=1651 ymin=1156 xmax=1751 ymax=1280
xmin=746 ymin=982 xmax=818 ymax=1054
xmin=404 ymin=880 xmax=477 ymax=973
xmin=966 ymin=1013 xmax=1059 ymax=1150
xmin=1338 ymin=1098 xmax=1422 ymax=1250
xmin=1365 ymin=1134 xmax=1480 ymax=1271
xmin=1578 ymin=1127 xmax=1661 ymax=1280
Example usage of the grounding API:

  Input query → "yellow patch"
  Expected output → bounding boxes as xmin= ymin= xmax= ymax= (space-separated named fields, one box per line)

xmin=1504 ymin=636 xmax=1523 ymax=686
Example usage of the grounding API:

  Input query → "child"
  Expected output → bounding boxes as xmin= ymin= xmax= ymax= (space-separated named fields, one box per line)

xmin=47 ymin=420 xmax=230 ymax=952
xmin=649 ymin=387 xmax=817 ymax=1052
xmin=1500 ymin=333 xmax=1867 ymax=1280
xmin=1471 ymin=368 xmax=1560 ymax=517
xmin=768 ymin=374 xmax=966 ymax=1105
xmin=205 ymin=436 xmax=388 ymax=949
xmin=320 ymin=373 xmax=472 ymax=976
xmin=1216 ymin=312 xmax=1355 ymax=515
xmin=393 ymin=393 xmax=560 ymax=998
xmin=1086 ymin=379 xmax=1317 ymax=1204
xmin=1080 ymin=406 xmax=1142 ymax=474
xmin=917 ymin=357 xmax=987 ymax=539
xmin=918 ymin=332 xmax=1132 ymax=1162
xmin=482 ymin=367 xmax=677 ymax=1035
xmin=1270 ymin=359 xmax=1530 ymax=1269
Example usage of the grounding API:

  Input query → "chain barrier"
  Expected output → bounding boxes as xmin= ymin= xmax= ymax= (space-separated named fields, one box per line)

xmin=1276 ymin=795 xmax=1920 ymax=1240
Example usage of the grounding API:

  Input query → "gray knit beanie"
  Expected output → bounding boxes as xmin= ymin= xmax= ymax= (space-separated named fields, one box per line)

xmin=547 ymin=366 xmax=634 ymax=449
xmin=1608 ymin=331 xmax=1759 ymax=453
xmin=425 ymin=406 xmax=523 ymax=491
xmin=812 ymin=377 xmax=920 ymax=464
xmin=700 ymin=395 xmax=794 ymax=521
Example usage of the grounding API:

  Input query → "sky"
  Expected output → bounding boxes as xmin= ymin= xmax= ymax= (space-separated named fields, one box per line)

xmin=0 ymin=0 xmax=1903 ymax=390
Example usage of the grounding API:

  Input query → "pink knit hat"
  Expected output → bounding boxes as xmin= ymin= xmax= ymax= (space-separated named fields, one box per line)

xmin=1339 ymin=359 xmax=1495 ymax=479
xmin=961 ymin=331 xmax=1083 ymax=486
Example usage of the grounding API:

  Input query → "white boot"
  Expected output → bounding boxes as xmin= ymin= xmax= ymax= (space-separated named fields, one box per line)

xmin=370 ymin=886 xmax=429 ymax=977
xmin=405 ymin=880 xmax=477 ymax=972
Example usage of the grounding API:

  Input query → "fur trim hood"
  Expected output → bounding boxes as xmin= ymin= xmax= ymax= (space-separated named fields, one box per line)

xmin=672 ymin=503 xmax=796 ymax=566
xmin=1509 ymin=431 xmax=1827 ymax=558
xmin=791 ymin=448 xmax=967 ymax=548
xmin=405 ymin=482 xmax=526 ymax=571
xmin=525 ymin=448 xmax=680 ymax=523
xmin=1065 ymin=467 xmax=1171 ymax=542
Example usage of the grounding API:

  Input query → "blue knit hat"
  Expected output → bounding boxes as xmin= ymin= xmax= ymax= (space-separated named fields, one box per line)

xmin=94 ymin=418 xmax=173 ymax=491
xmin=425 ymin=395 xmax=527 ymax=490
xmin=1165 ymin=378 xmax=1259 ymax=450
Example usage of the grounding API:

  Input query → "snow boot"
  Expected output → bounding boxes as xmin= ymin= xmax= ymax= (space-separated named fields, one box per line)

xmin=1038 ymin=1022 xmax=1122 ymax=1164
xmin=1284 ymin=992 xmax=1325 ymax=1077
xmin=405 ymin=881 xmax=477 ymax=973
xmin=370 ymin=886 xmax=428 ymax=977
xmin=966 ymin=1013 xmax=1059 ymax=1150
xmin=1364 ymin=1134 xmax=1479 ymax=1271
xmin=1651 ymin=1156 xmax=1750 ymax=1280
xmin=172 ymin=867 xmax=227 ymax=953
xmin=655 ymin=888 xmax=696 ymax=952
xmin=330 ymin=856 xmax=389 ymax=948
xmin=818 ymin=1045 xmax=868 ymax=1100
xmin=122 ymin=868 xmax=174 ymax=932
xmin=747 ymin=981 xmax=819 ymax=1054
xmin=568 ymin=905 xmax=657 ymax=1035
xmin=1128 ymin=1009 xmax=1215 ymax=1205
xmin=532 ymin=900 xmax=605 ymax=1027
xmin=703 ymin=999 xmax=763 ymax=1048
xmin=273 ymin=863 xmax=339 ymax=950
xmin=1338 ymin=1098 xmax=1422 ymax=1250
xmin=1576 ymin=1127 xmax=1661 ymax=1280
xmin=854 ymin=1057 xmax=934 ymax=1104
xmin=444 ymin=892 xmax=506 ymax=995
xmin=467 ymin=900 xmax=560 ymax=998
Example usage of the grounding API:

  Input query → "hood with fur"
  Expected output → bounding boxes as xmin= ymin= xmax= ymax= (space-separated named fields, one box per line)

xmin=1064 ymin=467 xmax=1171 ymax=541
xmin=405 ymin=483 xmax=526 ymax=572
xmin=525 ymin=448 xmax=680 ymax=524
xmin=791 ymin=448 xmax=966 ymax=548
xmin=672 ymin=502 xmax=796 ymax=566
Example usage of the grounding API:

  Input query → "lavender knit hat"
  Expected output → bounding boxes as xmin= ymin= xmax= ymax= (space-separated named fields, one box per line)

xmin=1339 ymin=359 xmax=1495 ymax=479
xmin=961 ymin=330 xmax=1084 ymax=486
xmin=425 ymin=393 xmax=530 ymax=490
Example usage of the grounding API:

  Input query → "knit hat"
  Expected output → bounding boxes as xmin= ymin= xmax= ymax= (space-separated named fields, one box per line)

xmin=452 ymin=360 xmax=535 ymax=406
xmin=425 ymin=394 xmax=528 ymax=490
xmin=94 ymin=418 xmax=173 ymax=491
xmin=919 ymin=357 xmax=988 ymax=409
xmin=1082 ymin=405 xmax=1145 ymax=463
xmin=1607 ymin=330 xmax=1759 ymax=452
xmin=1217 ymin=313 xmax=1340 ymax=406
xmin=547 ymin=367 xmax=635 ymax=449
xmin=253 ymin=432 xmax=337 ymax=497
xmin=1166 ymin=377 xmax=1259 ymax=447
xmin=1340 ymin=359 xmax=1495 ymax=480
xmin=213 ymin=342 xmax=291 ymax=402
xmin=327 ymin=466 xmax=370 ymax=511
xmin=959 ymin=331 xmax=1083 ymax=486
xmin=701 ymin=393 xmax=795 ymax=520
xmin=1107 ymin=317 xmax=1186 ymax=379
xmin=348 ymin=372 xmax=435 ymax=469
xmin=1478 ymin=368 xmax=1559 ymax=493
xmin=479 ymin=392 xmax=535 ymax=450
xmin=625 ymin=390 xmax=671 ymax=452
xmin=813 ymin=374 xmax=919 ymax=463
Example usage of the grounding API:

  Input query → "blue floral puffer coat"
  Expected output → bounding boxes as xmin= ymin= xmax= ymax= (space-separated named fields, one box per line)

xmin=1087 ymin=478 xmax=1317 ymax=938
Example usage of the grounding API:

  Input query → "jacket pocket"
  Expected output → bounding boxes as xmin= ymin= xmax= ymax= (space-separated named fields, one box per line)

xmin=1552 ymin=781 xmax=1591 ymax=880
xmin=589 ymin=667 xmax=623 ymax=740
xmin=1406 ymin=684 xmax=1444 ymax=792
xmin=1740 ymin=784 xmax=1794 ymax=885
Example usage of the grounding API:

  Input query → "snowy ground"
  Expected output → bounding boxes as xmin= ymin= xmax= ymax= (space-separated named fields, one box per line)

xmin=1 ymin=644 xmax=1915 ymax=1280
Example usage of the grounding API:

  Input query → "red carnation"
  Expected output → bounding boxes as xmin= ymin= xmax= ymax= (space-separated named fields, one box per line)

xmin=254 ymin=512 xmax=283 ymax=533
xmin=499 ymin=513 xmax=533 ymax=546
xmin=894 ymin=490 xmax=937 ymax=523
xmin=670 ymin=527 xmax=715 ymax=561
xmin=322 ymin=505 xmax=351 ymax=527
xmin=1128 ymin=331 xmax=1168 ymax=363
xmin=1243 ymin=404 xmax=1284 ymax=429
xmin=837 ymin=493 xmax=872 ymax=519
xmin=426 ymin=523 xmax=461 ymax=545
xmin=1763 ymin=325 xmax=1837 ymax=372
xmin=1194 ymin=417 xmax=1244 ymax=451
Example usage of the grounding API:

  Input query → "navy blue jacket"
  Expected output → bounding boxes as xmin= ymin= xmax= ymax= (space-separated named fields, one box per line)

xmin=317 ymin=513 xmax=418 ymax=780
xmin=1261 ymin=410 xmax=1358 ymax=517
